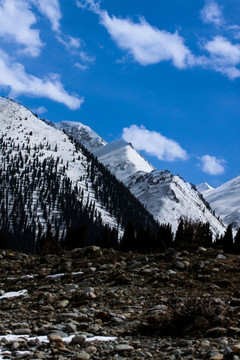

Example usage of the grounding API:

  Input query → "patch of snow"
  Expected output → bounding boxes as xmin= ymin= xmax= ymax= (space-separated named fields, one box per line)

xmin=71 ymin=271 xmax=83 ymax=276
xmin=0 ymin=290 xmax=28 ymax=299
xmin=0 ymin=334 xmax=117 ymax=344
xmin=46 ymin=273 xmax=65 ymax=278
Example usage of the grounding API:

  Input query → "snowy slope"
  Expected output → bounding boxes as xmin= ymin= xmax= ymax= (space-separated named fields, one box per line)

xmin=126 ymin=170 xmax=224 ymax=234
xmin=56 ymin=121 xmax=106 ymax=151
xmin=0 ymin=97 xmax=117 ymax=235
xmin=196 ymin=182 xmax=214 ymax=193
xmin=94 ymin=139 xmax=154 ymax=183
xmin=201 ymin=176 xmax=240 ymax=230
xmin=61 ymin=119 xmax=225 ymax=236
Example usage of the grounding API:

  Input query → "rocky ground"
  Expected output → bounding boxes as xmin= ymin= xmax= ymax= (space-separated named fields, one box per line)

xmin=1 ymin=246 xmax=240 ymax=359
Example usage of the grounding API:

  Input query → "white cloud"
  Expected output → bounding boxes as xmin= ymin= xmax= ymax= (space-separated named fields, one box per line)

xmin=100 ymin=12 xmax=193 ymax=68
xmin=203 ymin=36 xmax=240 ymax=79
xmin=33 ymin=0 xmax=61 ymax=32
xmin=75 ymin=62 xmax=88 ymax=71
xmin=79 ymin=0 xmax=240 ymax=80
xmin=0 ymin=49 xmax=83 ymax=110
xmin=228 ymin=25 xmax=240 ymax=40
xmin=122 ymin=125 xmax=188 ymax=162
xmin=200 ymin=0 xmax=223 ymax=26
xmin=32 ymin=106 xmax=48 ymax=115
xmin=57 ymin=35 xmax=82 ymax=50
xmin=76 ymin=0 xmax=101 ymax=14
xmin=200 ymin=155 xmax=225 ymax=175
xmin=78 ymin=0 xmax=192 ymax=69
xmin=0 ymin=0 xmax=43 ymax=57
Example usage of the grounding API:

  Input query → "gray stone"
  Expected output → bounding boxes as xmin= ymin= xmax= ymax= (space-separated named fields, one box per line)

xmin=75 ymin=351 xmax=90 ymax=360
xmin=115 ymin=344 xmax=134 ymax=352
xmin=71 ymin=334 xmax=86 ymax=345
xmin=64 ymin=284 xmax=78 ymax=292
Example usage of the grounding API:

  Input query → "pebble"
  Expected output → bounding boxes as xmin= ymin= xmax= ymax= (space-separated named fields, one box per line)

xmin=115 ymin=344 xmax=134 ymax=352
xmin=76 ymin=351 xmax=91 ymax=360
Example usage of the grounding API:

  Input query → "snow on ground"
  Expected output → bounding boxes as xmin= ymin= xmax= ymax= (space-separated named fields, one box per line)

xmin=0 ymin=334 xmax=117 ymax=343
xmin=0 ymin=290 xmax=28 ymax=299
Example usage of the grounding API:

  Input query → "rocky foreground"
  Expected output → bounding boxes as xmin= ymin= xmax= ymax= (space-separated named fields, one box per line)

xmin=1 ymin=246 xmax=240 ymax=359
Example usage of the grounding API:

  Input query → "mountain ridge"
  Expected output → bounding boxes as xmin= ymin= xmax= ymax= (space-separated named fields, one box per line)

xmin=59 ymin=116 xmax=225 ymax=236
xmin=0 ymin=97 xmax=158 ymax=251
xmin=199 ymin=175 xmax=240 ymax=231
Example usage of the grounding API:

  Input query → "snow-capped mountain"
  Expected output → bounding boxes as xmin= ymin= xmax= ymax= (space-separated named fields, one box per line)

xmin=0 ymin=97 xmax=157 ymax=251
xmin=94 ymin=139 xmax=154 ymax=183
xmin=55 ymin=121 xmax=106 ymax=151
xmin=199 ymin=176 xmax=240 ymax=231
xmin=196 ymin=182 xmax=214 ymax=193
xmin=61 ymin=120 xmax=225 ymax=236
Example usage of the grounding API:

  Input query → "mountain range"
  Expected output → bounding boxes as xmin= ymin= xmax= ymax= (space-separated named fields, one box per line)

xmin=0 ymin=97 xmax=157 ymax=251
xmin=2 ymin=96 xmax=238 ymax=252
xmin=57 ymin=119 xmax=225 ymax=236
xmin=198 ymin=177 xmax=240 ymax=231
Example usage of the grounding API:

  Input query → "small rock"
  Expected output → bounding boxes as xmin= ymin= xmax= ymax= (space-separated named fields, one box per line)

xmin=64 ymin=284 xmax=78 ymax=292
xmin=216 ymin=254 xmax=226 ymax=260
xmin=209 ymin=355 xmax=224 ymax=360
xmin=55 ymin=299 xmax=69 ymax=309
xmin=40 ymin=305 xmax=54 ymax=312
xmin=194 ymin=316 xmax=208 ymax=328
xmin=115 ymin=344 xmax=134 ymax=352
xmin=201 ymin=340 xmax=211 ymax=348
xmin=86 ymin=345 xmax=97 ymax=354
xmin=206 ymin=327 xmax=227 ymax=336
xmin=48 ymin=334 xmax=63 ymax=343
xmin=71 ymin=334 xmax=86 ymax=345
xmin=75 ymin=351 xmax=91 ymax=360
xmin=233 ymin=344 xmax=240 ymax=354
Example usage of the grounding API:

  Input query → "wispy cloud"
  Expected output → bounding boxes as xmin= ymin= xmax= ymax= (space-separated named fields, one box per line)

xmin=0 ymin=0 xmax=43 ymax=57
xmin=0 ymin=49 xmax=83 ymax=110
xmin=75 ymin=62 xmax=88 ymax=71
xmin=203 ymin=36 xmax=240 ymax=79
xmin=200 ymin=155 xmax=225 ymax=175
xmin=200 ymin=0 xmax=224 ymax=26
xmin=122 ymin=125 xmax=188 ymax=161
xmin=76 ymin=0 xmax=101 ymax=14
xmin=57 ymin=35 xmax=82 ymax=50
xmin=57 ymin=34 xmax=95 ymax=69
xmin=33 ymin=0 xmax=62 ymax=33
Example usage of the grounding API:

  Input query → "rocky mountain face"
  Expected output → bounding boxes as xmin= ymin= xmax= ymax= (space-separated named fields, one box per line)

xmin=61 ymin=121 xmax=225 ymax=236
xmin=55 ymin=121 xmax=107 ymax=151
xmin=199 ymin=176 xmax=240 ymax=231
xmin=0 ymin=97 xmax=157 ymax=252
xmin=1 ymin=245 xmax=240 ymax=358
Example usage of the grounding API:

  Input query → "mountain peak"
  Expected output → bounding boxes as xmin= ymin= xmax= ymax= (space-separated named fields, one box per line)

xmin=56 ymin=120 xmax=106 ymax=151
xmin=197 ymin=182 xmax=214 ymax=193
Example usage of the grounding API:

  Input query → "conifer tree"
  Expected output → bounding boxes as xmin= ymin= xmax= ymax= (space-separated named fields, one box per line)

xmin=222 ymin=224 xmax=234 ymax=253
xmin=234 ymin=228 xmax=240 ymax=254
xmin=121 ymin=221 xmax=136 ymax=252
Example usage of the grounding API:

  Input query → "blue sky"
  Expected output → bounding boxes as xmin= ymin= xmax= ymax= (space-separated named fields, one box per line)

xmin=0 ymin=0 xmax=240 ymax=187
